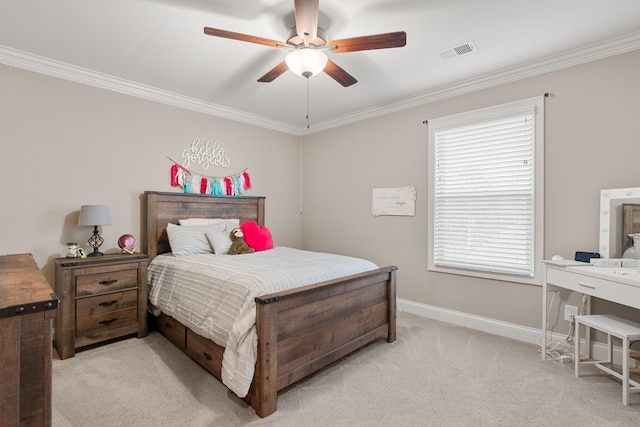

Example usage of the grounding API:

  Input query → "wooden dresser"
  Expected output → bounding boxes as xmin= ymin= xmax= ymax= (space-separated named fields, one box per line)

xmin=0 ymin=253 xmax=59 ymax=427
xmin=54 ymin=253 xmax=148 ymax=359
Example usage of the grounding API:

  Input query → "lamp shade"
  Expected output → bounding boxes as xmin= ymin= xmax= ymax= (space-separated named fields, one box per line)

xmin=78 ymin=205 xmax=112 ymax=226
xmin=285 ymin=48 xmax=328 ymax=78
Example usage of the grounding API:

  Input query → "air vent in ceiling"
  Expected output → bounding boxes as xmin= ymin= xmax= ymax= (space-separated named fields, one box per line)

xmin=438 ymin=41 xmax=477 ymax=61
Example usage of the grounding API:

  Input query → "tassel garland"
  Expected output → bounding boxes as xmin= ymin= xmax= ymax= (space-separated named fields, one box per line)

xmin=168 ymin=158 xmax=251 ymax=196
xmin=223 ymin=177 xmax=232 ymax=196
xmin=170 ymin=164 xmax=180 ymax=186
xmin=242 ymin=171 xmax=252 ymax=190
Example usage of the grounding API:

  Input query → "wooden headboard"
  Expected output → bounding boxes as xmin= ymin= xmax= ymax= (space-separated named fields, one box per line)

xmin=622 ymin=203 xmax=640 ymax=249
xmin=143 ymin=191 xmax=265 ymax=260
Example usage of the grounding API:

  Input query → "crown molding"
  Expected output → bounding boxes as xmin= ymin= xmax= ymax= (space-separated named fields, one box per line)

xmin=0 ymin=45 xmax=303 ymax=136
xmin=1 ymin=31 xmax=639 ymax=136
xmin=307 ymin=31 xmax=640 ymax=134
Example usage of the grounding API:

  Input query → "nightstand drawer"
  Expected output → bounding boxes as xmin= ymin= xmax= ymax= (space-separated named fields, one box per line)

xmin=76 ymin=268 xmax=138 ymax=296
xmin=76 ymin=307 xmax=138 ymax=336
xmin=76 ymin=289 xmax=138 ymax=317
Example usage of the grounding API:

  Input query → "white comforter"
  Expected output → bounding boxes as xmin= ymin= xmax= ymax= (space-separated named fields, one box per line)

xmin=147 ymin=246 xmax=378 ymax=398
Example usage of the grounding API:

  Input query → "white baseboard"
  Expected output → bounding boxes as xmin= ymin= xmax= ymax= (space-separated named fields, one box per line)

xmin=397 ymin=298 xmax=631 ymax=365
xmin=397 ymin=298 xmax=542 ymax=344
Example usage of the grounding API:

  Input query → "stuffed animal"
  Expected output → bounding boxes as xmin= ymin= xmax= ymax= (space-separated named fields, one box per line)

xmin=228 ymin=228 xmax=255 ymax=255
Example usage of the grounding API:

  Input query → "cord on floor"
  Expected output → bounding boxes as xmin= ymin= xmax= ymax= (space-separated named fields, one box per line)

xmin=537 ymin=291 xmax=576 ymax=361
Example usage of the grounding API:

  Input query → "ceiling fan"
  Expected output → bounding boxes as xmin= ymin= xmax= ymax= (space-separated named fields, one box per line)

xmin=203 ymin=0 xmax=407 ymax=87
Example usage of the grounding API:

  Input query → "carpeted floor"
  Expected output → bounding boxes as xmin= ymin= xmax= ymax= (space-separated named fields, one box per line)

xmin=52 ymin=313 xmax=640 ymax=426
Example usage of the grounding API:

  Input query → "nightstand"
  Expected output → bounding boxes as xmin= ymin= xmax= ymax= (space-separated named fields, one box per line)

xmin=54 ymin=253 xmax=148 ymax=359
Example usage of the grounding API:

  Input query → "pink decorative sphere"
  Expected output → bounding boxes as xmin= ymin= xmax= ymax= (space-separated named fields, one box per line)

xmin=118 ymin=234 xmax=137 ymax=253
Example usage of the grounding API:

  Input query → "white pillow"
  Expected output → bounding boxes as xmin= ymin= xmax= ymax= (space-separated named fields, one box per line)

xmin=179 ymin=218 xmax=240 ymax=232
xmin=166 ymin=223 xmax=225 ymax=256
xmin=225 ymin=218 xmax=240 ymax=232
xmin=206 ymin=230 xmax=233 ymax=255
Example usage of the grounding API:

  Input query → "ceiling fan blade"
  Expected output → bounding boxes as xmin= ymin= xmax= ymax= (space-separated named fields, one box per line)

xmin=294 ymin=0 xmax=319 ymax=45
xmin=324 ymin=60 xmax=357 ymax=87
xmin=204 ymin=27 xmax=286 ymax=48
xmin=257 ymin=61 xmax=289 ymax=83
xmin=329 ymin=31 xmax=407 ymax=53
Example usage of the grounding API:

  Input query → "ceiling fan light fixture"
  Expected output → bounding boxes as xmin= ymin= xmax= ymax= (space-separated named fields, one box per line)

xmin=285 ymin=48 xmax=328 ymax=78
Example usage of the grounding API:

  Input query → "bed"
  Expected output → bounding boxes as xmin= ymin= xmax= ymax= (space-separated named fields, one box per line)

xmin=143 ymin=191 xmax=397 ymax=417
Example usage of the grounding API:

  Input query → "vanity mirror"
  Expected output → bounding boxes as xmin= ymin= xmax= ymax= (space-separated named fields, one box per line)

xmin=599 ymin=187 xmax=640 ymax=258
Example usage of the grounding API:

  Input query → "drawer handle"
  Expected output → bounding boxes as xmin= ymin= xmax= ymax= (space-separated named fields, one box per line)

xmin=203 ymin=352 xmax=213 ymax=361
xmin=578 ymin=282 xmax=596 ymax=290
xmin=99 ymin=279 xmax=118 ymax=286
xmin=164 ymin=322 xmax=172 ymax=329
xmin=99 ymin=318 xmax=118 ymax=326
xmin=99 ymin=300 xmax=118 ymax=307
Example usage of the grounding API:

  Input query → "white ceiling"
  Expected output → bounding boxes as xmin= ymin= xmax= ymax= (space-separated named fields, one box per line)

xmin=1 ymin=0 xmax=639 ymax=135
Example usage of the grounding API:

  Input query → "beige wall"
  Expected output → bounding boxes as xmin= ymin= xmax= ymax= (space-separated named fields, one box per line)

xmin=301 ymin=49 xmax=640 ymax=330
xmin=0 ymin=64 xmax=301 ymax=284
xmin=2 ymin=49 xmax=639 ymax=333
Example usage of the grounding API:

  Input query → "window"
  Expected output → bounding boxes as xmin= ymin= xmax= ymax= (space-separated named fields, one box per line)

xmin=427 ymin=96 xmax=544 ymax=285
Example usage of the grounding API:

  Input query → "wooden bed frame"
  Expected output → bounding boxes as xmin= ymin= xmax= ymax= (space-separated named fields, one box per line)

xmin=143 ymin=191 xmax=397 ymax=417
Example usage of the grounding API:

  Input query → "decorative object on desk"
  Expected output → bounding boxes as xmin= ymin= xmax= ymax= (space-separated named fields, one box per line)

xmin=574 ymin=251 xmax=600 ymax=263
xmin=117 ymin=234 xmax=137 ymax=254
xmin=622 ymin=233 xmax=640 ymax=259
xmin=168 ymin=157 xmax=251 ymax=196
xmin=78 ymin=205 xmax=112 ymax=257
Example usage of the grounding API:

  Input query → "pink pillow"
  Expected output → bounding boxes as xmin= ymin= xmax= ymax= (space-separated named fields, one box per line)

xmin=239 ymin=221 xmax=274 ymax=251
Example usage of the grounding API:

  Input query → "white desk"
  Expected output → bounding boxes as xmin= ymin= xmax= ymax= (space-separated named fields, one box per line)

xmin=542 ymin=261 xmax=640 ymax=361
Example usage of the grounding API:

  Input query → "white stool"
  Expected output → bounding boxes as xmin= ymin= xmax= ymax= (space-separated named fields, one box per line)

xmin=575 ymin=314 xmax=640 ymax=405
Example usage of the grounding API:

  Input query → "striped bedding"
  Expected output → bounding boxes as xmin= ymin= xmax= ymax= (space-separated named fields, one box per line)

xmin=147 ymin=246 xmax=378 ymax=398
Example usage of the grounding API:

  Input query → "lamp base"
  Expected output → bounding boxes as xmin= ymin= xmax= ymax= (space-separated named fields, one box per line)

xmin=87 ymin=226 xmax=105 ymax=257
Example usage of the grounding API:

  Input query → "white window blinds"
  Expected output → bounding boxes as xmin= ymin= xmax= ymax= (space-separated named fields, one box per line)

xmin=428 ymin=97 xmax=544 ymax=283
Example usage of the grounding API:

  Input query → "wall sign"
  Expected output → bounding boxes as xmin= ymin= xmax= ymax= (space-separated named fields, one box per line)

xmin=181 ymin=138 xmax=230 ymax=170
xmin=372 ymin=185 xmax=416 ymax=217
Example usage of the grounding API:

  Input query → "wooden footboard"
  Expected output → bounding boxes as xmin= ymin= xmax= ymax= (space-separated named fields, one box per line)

xmin=247 ymin=266 xmax=397 ymax=417
xmin=154 ymin=265 xmax=397 ymax=418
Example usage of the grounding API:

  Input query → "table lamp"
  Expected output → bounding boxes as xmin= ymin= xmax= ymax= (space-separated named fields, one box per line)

xmin=78 ymin=205 xmax=112 ymax=257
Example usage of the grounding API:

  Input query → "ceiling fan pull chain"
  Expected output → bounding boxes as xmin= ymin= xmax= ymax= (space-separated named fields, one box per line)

xmin=306 ymin=76 xmax=310 ymax=129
